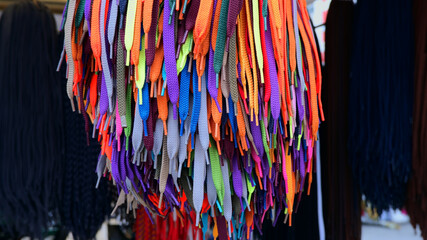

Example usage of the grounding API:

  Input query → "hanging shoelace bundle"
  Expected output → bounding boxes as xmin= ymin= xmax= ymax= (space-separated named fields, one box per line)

xmin=406 ymin=0 xmax=426 ymax=237
xmin=349 ymin=0 xmax=413 ymax=213
xmin=60 ymin=0 xmax=323 ymax=238
xmin=320 ymin=1 xmax=361 ymax=239
xmin=0 ymin=2 xmax=63 ymax=237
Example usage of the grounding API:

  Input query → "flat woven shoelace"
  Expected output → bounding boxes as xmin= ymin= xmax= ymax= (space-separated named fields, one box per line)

xmin=178 ymin=94 xmax=193 ymax=177
xmin=167 ymin=102 xmax=180 ymax=172
xmin=108 ymin=1 xmax=118 ymax=58
xmin=146 ymin=0 xmax=160 ymax=69
xmin=228 ymin=30 xmax=238 ymax=112
xmin=193 ymin=134 xmax=207 ymax=225
xmin=132 ymin=95 xmax=144 ymax=164
xmin=264 ymin=17 xmax=280 ymax=130
xmin=100 ymin=0 xmax=114 ymax=112
xmin=153 ymin=118 xmax=164 ymax=156
xmin=130 ymin=0 xmax=143 ymax=68
xmin=158 ymin=134 xmax=170 ymax=208
xmin=124 ymin=0 xmax=137 ymax=66
xmin=164 ymin=0 xmax=180 ymax=119
xmin=91 ymin=0 xmax=102 ymax=72
xmin=117 ymin=37 xmax=127 ymax=125
xmin=140 ymin=83 xmax=150 ymax=135
xmin=213 ymin=0 xmax=229 ymax=78
xmin=127 ymin=87 xmax=135 ymax=151
xmin=190 ymin=60 xmax=201 ymax=148
xmin=84 ymin=0 xmax=92 ymax=35
xmin=65 ymin=0 xmax=77 ymax=111
xmin=179 ymin=61 xmax=191 ymax=135
xmin=206 ymin=163 xmax=218 ymax=207
xmin=136 ymin=35 xmax=146 ymax=101
xmin=221 ymin=158 xmax=232 ymax=237
xmin=251 ymin=0 xmax=264 ymax=86
xmin=209 ymin=137 xmax=225 ymax=205
xmin=198 ymin=73 xmax=210 ymax=160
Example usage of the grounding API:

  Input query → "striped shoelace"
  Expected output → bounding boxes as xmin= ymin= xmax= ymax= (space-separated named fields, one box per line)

xmin=61 ymin=0 xmax=324 ymax=238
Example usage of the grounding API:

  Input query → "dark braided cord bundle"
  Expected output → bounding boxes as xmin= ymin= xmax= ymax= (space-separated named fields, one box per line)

xmin=0 ymin=1 xmax=63 ymax=237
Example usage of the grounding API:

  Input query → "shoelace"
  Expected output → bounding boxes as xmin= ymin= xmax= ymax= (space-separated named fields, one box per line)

xmin=117 ymin=36 xmax=127 ymax=125
xmin=193 ymin=0 xmax=214 ymax=61
xmin=136 ymin=35 xmax=146 ymax=103
xmin=193 ymin=134 xmax=207 ymax=225
xmin=251 ymin=0 xmax=264 ymax=87
xmin=211 ymin=83 xmax=223 ymax=153
xmin=131 ymin=100 xmax=139 ymax=150
xmin=178 ymin=94 xmax=193 ymax=176
xmin=84 ymin=0 xmax=92 ymax=36
xmin=100 ymin=0 xmax=114 ymax=112
xmin=108 ymin=0 xmax=118 ymax=58
xmin=179 ymin=61 xmax=191 ymax=135
xmin=259 ymin=0 xmax=270 ymax=117
xmin=65 ymin=0 xmax=77 ymax=111
xmin=209 ymin=137 xmax=225 ymax=205
xmin=124 ymin=0 xmax=137 ymax=66
xmin=179 ymin=0 xmax=200 ymax=55
xmin=244 ymin=0 xmax=259 ymax=124
xmin=145 ymin=0 xmax=159 ymax=72
xmin=207 ymin=164 xmax=218 ymax=207
xmin=143 ymin=0 xmax=155 ymax=36
xmin=198 ymin=73 xmax=210 ymax=161
xmin=149 ymin=43 xmax=164 ymax=95
xmin=167 ymin=102 xmax=180 ymax=173
xmin=213 ymin=0 xmax=229 ymax=85
xmin=264 ymin=16 xmax=280 ymax=131
xmin=237 ymin=11 xmax=252 ymax=115
xmin=132 ymin=94 xmax=144 ymax=165
xmin=90 ymin=0 xmax=102 ymax=72
xmin=143 ymin=98 xmax=157 ymax=152
xmin=153 ymin=118 xmax=165 ymax=156
xmin=190 ymin=60 xmax=202 ymax=148
xmin=158 ymin=134 xmax=169 ymax=208
xmin=157 ymin=79 xmax=169 ymax=134
xmin=221 ymin=158 xmax=232 ymax=237
xmin=228 ymin=30 xmax=239 ymax=114
xmin=164 ymin=0 xmax=180 ymax=119
xmin=140 ymin=82 xmax=150 ymax=136
xmin=130 ymin=0 xmax=143 ymax=68
xmin=75 ymin=0 xmax=85 ymax=42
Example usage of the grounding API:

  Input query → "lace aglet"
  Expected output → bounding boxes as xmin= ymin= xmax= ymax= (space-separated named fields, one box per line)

xmin=191 ymin=133 xmax=195 ymax=149
xmin=158 ymin=192 xmax=164 ymax=208
xmin=180 ymin=122 xmax=184 ymax=136
xmin=126 ymin=50 xmax=131 ymax=66
xmin=56 ymin=47 xmax=65 ymax=72
xmin=146 ymin=67 xmax=151 ymax=83
xmin=96 ymin=176 xmax=101 ymax=189
xmin=168 ymin=2 xmax=176 ymax=24
xmin=144 ymin=121 xmax=148 ymax=136
xmin=264 ymin=17 xmax=267 ymax=31
xmin=195 ymin=213 xmax=200 ymax=226
xmin=176 ymin=44 xmax=182 ymax=59
xmin=183 ymin=0 xmax=189 ymax=13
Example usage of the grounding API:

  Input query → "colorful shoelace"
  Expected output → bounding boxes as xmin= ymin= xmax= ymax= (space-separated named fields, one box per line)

xmin=61 ymin=0 xmax=323 ymax=238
